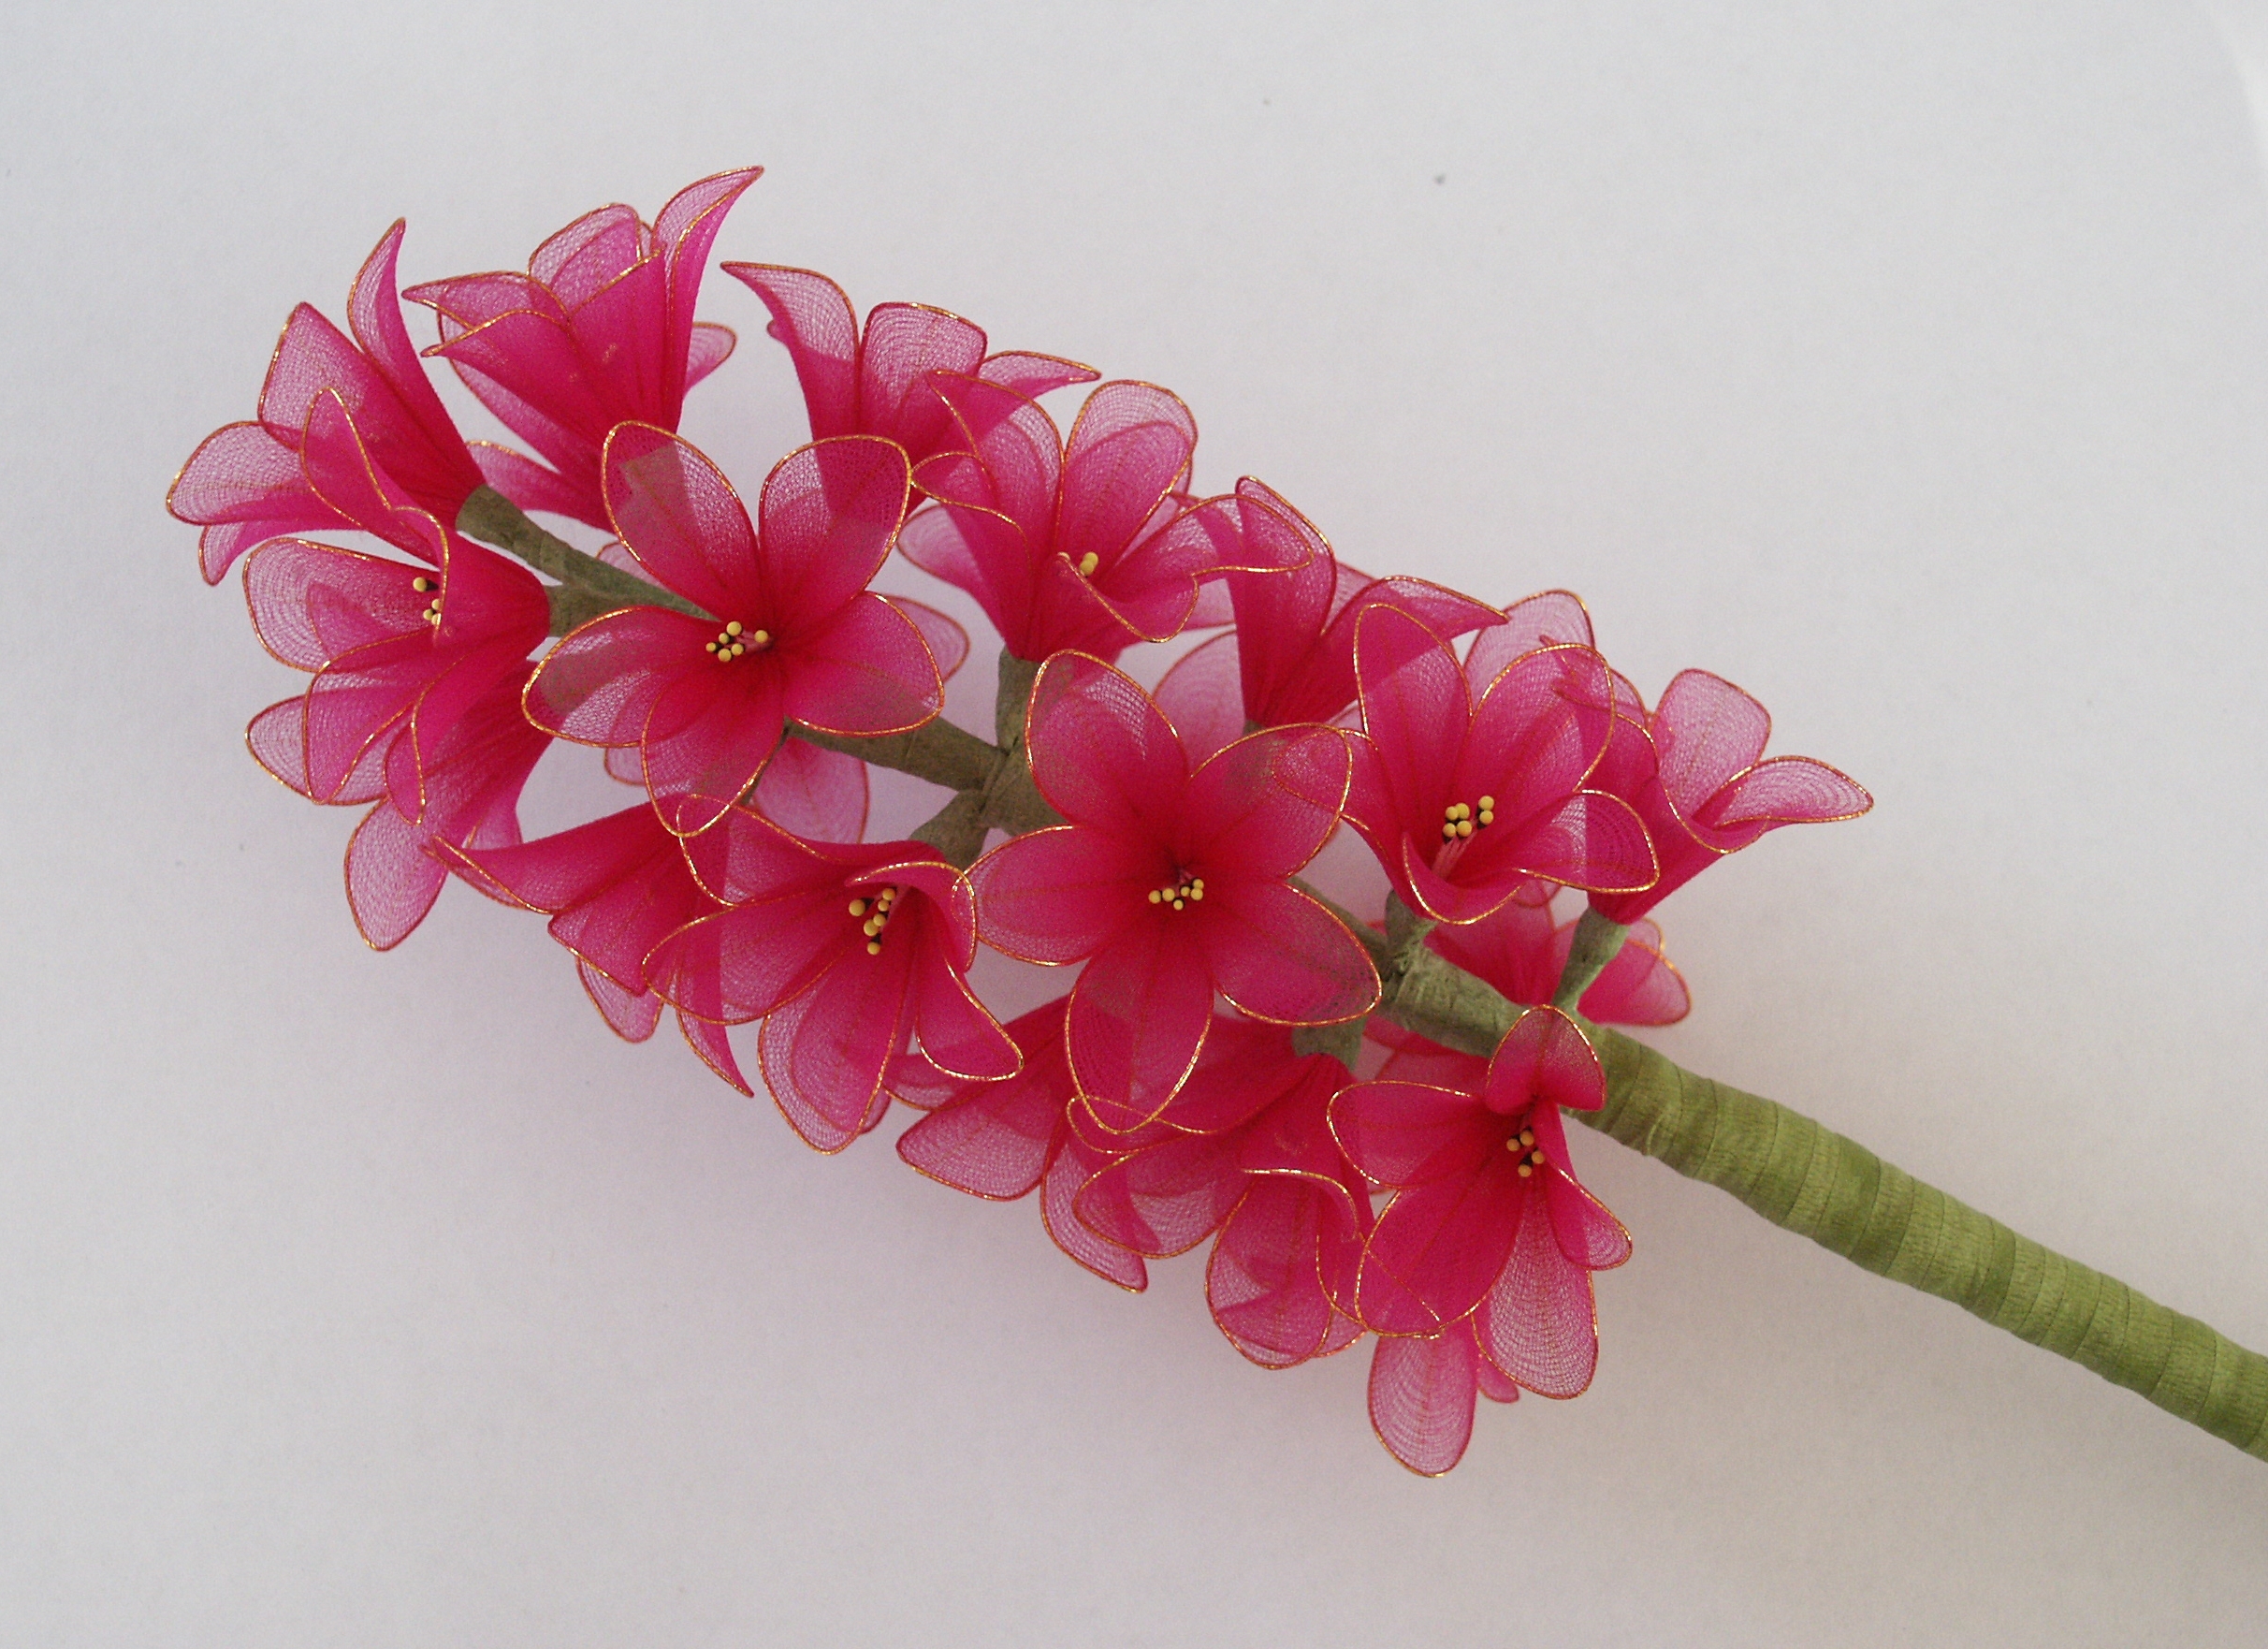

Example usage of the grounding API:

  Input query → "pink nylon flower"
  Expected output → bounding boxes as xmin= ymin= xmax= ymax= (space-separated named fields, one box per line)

xmin=407 ymin=168 xmax=762 ymax=530
xmin=639 ymin=806 xmax=1018 ymax=1152
xmin=722 ymin=264 xmax=1097 ymax=466
xmin=1345 ymin=605 xmax=1657 ymax=924
xmin=1152 ymin=479 xmax=1504 ymax=761
xmin=1072 ymin=1015 xmax=1372 ymax=1369
xmin=897 ymin=998 xmax=1150 ymax=1290
xmin=239 ymin=397 xmax=549 ymax=814
xmin=1587 ymin=668 xmax=1872 ymax=925
xmin=170 ymin=222 xmax=485 ymax=584
xmin=525 ymin=427 xmax=940 ymax=836
xmin=971 ymin=653 xmax=1380 ymax=1131
xmin=900 ymin=377 xmax=1297 ymax=663
xmin=1331 ymin=1005 xmax=1632 ymax=1401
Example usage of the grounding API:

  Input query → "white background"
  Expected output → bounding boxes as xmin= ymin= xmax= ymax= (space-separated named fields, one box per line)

xmin=5 ymin=2 xmax=2266 ymax=1642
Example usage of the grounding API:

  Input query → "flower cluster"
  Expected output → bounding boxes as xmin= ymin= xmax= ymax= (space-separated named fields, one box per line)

xmin=174 ymin=168 xmax=1870 ymax=1475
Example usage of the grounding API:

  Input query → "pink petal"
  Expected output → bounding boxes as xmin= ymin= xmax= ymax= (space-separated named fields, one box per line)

xmin=1330 ymin=1080 xmax=1496 ymax=1189
xmin=1474 ymin=1192 xmax=1600 ymax=1398
xmin=343 ymin=800 xmax=447 ymax=951
xmin=1075 ymin=1131 xmax=1245 ymax=1257
xmin=1697 ymin=755 xmax=1873 ymax=848
xmin=524 ymin=606 xmax=711 ymax=745
xmin=970 ymin=824 xmax=1156 ymax=964
xmin=1457 ymin=643 xmax=1619 ymax=829
xmin=649 ymin=891 xmax=852 ymax=1026
xmin=1040 ymin=1130 xmax=1148 ymax=1291
xmin=883 ymin=595 xmax=970 ymax=681
xmin=1066 ymin=919 xmax=1216 ymax=1131
xmin=722 ymin=263 xmax=862 ymax=437
xmin=1650 ymin=669 xmax=1772 ymax=818
xmin=685 ymin=323 xmax=736 ymax=391
xmin=247 ymin=696 xmax=385 ymax=804
xmin=1368 ymin=1329 xmax=1480 ymax=1476
xmin=753 ymin=437 xmax=911 ymax=629
xmin=654 ymin=167 xmax=762 ymax=420
xmin=579 ymin=958 xmax=663 ymax=1043
xmin=563 ymin=255 xmax=671 ymax=428
xmin=171 ymin=420 xmax=346 ymax=584
xmin=1207 ymin=1178 xmax=1341 ymax=1367
xmin=600 ymin=424 xmax=748 ymax=617
xmin=1483 ymin=1005 xmax=1606 ymax=1116
xmin=1023 ymin=652 xmax=1187 ymax=839
xmin=758 ymin=951 xmax=913 ymax=1153
xmin=1358 ymin=1167 xmax=1527 ymax=1335
xmin=779 ymin=591 xmax=941 ymax=737
xmin=897 ymin=1000 xmax=1072 ymax=1199
xmin=1151 ymin=632 xmax=1246 ymax=766
xmin=906 ymin=936 xmax=1020 ymax=1082
xmin=1195 ymin=881 xmax=1378 ymax=1027
xmin=1351 ymin=605 xmax=1470 ymax=834
xmin=640 ymin=664 xmax=789 ymax=837
xmin=925 ymin=373 xmax=1063 ymax=537
xmin=751 ymin=737 xmax=869 ymax=842
xmin=1566 ymin=919 xmax=1692 ymax=1026
xmin=856 ymin=302 xmax=988 ymax=458
xmin=1180 ymin=726 xmax=1348 ymax=883
xmin=1056 ymin=382 xmax=1198 ymax=566
xmin=1545 ymin=1167 xmax=1634 ymax=1272
xmin=677 ymin=1009 xmax=754 ymax=1096
xmin=241 ymin=538 xmax=426 ymax=669
xmin=469 ymin=440 xmax=595 ymax=526
xmin=1428 ymin=888 xmax=1560 ymax=1007
xmin=977 ymin=350 xmax=1098 ymax=400
xmin=1463 ymin=590 xmax=1593 ymax=689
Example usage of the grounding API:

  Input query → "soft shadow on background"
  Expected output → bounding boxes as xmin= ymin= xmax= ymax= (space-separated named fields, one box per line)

xmin=2 ymin=2 xmax=2264 ymax=1643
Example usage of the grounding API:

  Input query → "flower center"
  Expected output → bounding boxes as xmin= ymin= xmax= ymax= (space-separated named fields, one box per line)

xmin=1505 ymin=1122 xmax=1545 ymax=1179
xmin=1145 ymin=872 xmax=1206 ymax=912
xmin=705 ymin=620 xmax=772 ymax=663
xmin=850 ymin=886 xmax=899 ymax=955
xmin=1439 ymin=795 xmax=1497 ymax=842
xmin=412 ymin=575 xmax=442 ymax=628
xmin=1076 ymin=551 xmax=1100 ymax=577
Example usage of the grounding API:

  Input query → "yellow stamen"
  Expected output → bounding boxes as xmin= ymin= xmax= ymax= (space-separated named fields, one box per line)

xmin=865 ymin=940 xmax=882 ymax=956
xmin=1188 ymin=885 xmax=1203 ymax=900
xmin=1529 ymin=1149 xmax=1546 ymax=1167
xmin=1477 ymin=809 xmax=1494 ymax=826
xmin=725 ymin=620 xmax=744 ymax=636
xmin=412 ymin=576 xmax=434 ymax=592
xmin=849 ymin=898 xmax=868 ymax=917
xmin=1171 ymin=897 xmax=1185 ymax=910
xmin=1517 ymin=1163 xmax=1534 ymax=1178
xmin=1455 ymin=819 xmax=1473 ymax=838
xmin=1148 ymin=889 xmax=1162 ymax=903
xmin=1477 ymin=795 xmax=1495 ymax=811
xmin=1077 ymin=551 xmax=1100 ymax=576
xmin=750 ymin=629 xmax=770 ymax=646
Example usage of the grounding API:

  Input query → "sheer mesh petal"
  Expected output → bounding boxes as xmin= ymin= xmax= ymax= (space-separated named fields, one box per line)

xmin=170 ymin=421 xmax=347 ymax=583
xmin=525 ymin=606 xmax=708 ymax=744
xmin=1698 ymin=755 xmax=1873 ymax=846
xmin=579 ymin=958 xmax=663 ymax=1043
xmin=883 ymin=595 xmax=970 ymax=682
xmin=753 ymin=437 xmax=911 ymax=629
xmin=752 ymin=737 xmax=868 ymax=843
xmin=1650 ymin=668 xmax=1771 ymax=816
xmin=1041 ymin=1130 xmax=1147 ymax=1291
xmin=1475 ymin=1197 xmax=1600 ymax=1398
xmin=925 ymin=373 xmax=1063 ymax=537
xmin=907 ymin=936 xmax=1020 ymax=1082
xmin=1075 ymin=1131 xmax=1245 ymax=1257
xmin=1207 ymin=1178 xmax=1339 ymax=1367
xmin=856 ymin=302 xmax=988 ymax=458
xmin=1056 ymin=382 xmax=1197 ymax=566
xmin=1024 ymin=652 xmax=1187 ymax=838
xmin=970 ymin=825 xmax=1155 ymax=964
xmin=1545 ymin=1168 xmax=1634 ymax=1272
xmin=1351 ymin=605 xmax=1469 ymax=831
xmin=1484 ymin=1005 xmax=1606 ymax=1116
xmin=1465 ymin=589 xmax=1594 ymax=687
xmin=1368 ymin=1329 xmax=1479 ymax=1477
xmin=1358 ymin=1168 xmax=1527 ymax=1335
xmin=759 ymin=952 xmax=913 ymax=1153
xmin=779 ymin=591 xmax=941 ymax=737
xmin=722 ymin=263 xmax=862 ymax=437
xmin=1197 ymin=881 xmax=1378 ymax=1026
xmin=1565 ymin=918 xmax=1692 ymax=1026
xmin=1066 ymin=920 xmax=1215 ymax=1130
xmin=897 ymin=1000 xmax=1071 ymax=1198
xmin=1181 ymin=726 xmax=1349 ymax=883
xmin=684 ymin=323 xmax=736 ymax=391
xmin=1458 ymin=644 xmax=1618 ymax=830
xmin=1151 ymin=632 xmax=1245 ymax=766
xmin=1330 ymin=1081 xmax=1495 ymax=1189
xmin=601 ymin=424 xmax=750 ymax=617
xmin=469 ymin=440 xmax=592 ymax=525
xmin=653 ymin=167 xmax=761 ymax=421
xmin=343 ymin=799 xmax=447 ymax=951
xmin=639 ymin=664 xmax=788 ymax=837
xmin=977 ymin=351 xmax=1098 ymax=400
xmin=1475 ymin=1343 xmax=1524 ymax=1405
xmin=677 ymin=1008 xmax=753 ymax=1096
xmin=242 ymin=539 xmax=425 ymax=670
xmin=1428 ymin=888 xmax=1560 ymax=1007
xmin=247 ymin=696 xmax=386 ymax=804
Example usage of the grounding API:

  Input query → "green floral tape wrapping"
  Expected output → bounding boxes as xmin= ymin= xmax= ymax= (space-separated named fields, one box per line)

xmin=1583 ymin=1026 xmax=2268 ymax=1461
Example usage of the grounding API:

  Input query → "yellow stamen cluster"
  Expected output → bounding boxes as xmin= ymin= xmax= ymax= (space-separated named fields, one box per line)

xmin=1506 ymin=1125 xmax=1544 ymax=1178
xmin=1145 ymin=875 xmax=1206 ymax=911
xmin=850 ymin=885 xmax=900 ymax=955
xmin=1076 ymin=551 xmax=1100 ymax=577
xmin=1440 ymin=794 xmax=1497 ymax=840
xmin=412 ymin=575 xmax=442 ymax=627
xmin=705 ymin=620 xmax=771 ymax=662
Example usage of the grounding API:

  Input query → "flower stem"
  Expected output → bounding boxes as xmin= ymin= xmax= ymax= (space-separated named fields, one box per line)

xmin=1552 ymin=908 xmax=1630 ymax=1010
xmin=456 ymin=486 xmax=709 ymax=625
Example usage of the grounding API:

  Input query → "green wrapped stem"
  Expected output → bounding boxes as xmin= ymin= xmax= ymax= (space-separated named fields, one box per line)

xmin=456 ymin=485 xmax=708 ymax=627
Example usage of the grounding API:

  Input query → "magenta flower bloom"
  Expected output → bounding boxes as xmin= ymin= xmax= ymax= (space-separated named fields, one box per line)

xmin=1331 ymin=1005 xmax=1632 ymax=1400
xmin=1345 ymin=605 xmax=1657 ymax=924
xmin=640 ymin=807 xmax=1017 ymax=1153
xmin=1588 ymin=668 xmax=1872 ymax=925
xmin=723 ymin=263 xmax=1097 ymax=467
xmin=1367 ymin=1319 xmax=1522 ymax=1477
xmin=1153 ymin=479 xmax=1504 ymax=761
xmin=1071 ymin=1016 xmax=1372 ymax=1369
xmin=407 ymin=168 xmax=762 ymax=529
xmin=525 ymin=427 xmax=940 ymax=836
xmin=240 ymin=401 xmax=548 ymax=812
xmin=972 ymin=653 xmax=1380 ymax=1130
xmin=171 ymin=222 xmax=484 ymax=584
xmin=900 ymin=377 xmax=1292 ymax=663
xmin=896 ymin=997 xmax=1149 ymax=1291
